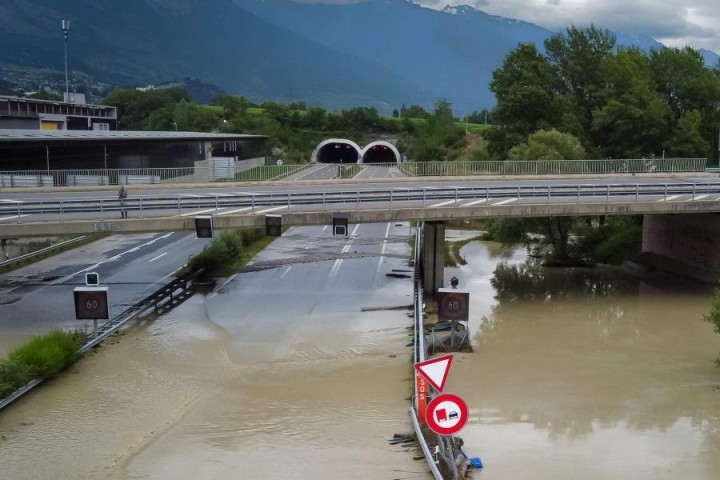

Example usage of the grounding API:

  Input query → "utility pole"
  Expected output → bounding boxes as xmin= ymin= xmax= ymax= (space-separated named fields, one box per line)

xmin=61 ymin=19 xmax=70 ymax=102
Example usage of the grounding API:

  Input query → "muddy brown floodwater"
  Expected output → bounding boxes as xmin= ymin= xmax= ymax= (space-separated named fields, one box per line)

xmin=1 ymin=233 xmax=720 ymax=480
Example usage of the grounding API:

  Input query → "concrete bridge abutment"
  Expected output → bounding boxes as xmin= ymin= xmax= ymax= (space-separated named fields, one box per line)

xmin=639 ymin=213 xmax=720 ymax=283
xmin=422 ymin=221 xmax=445 ymax=294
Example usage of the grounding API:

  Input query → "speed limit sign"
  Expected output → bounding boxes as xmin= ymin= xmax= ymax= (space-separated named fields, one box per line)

xmin=437 ymin=288 xmax=469 ymax=322
xmin=73 ymin=287 xmax=109 ymax=320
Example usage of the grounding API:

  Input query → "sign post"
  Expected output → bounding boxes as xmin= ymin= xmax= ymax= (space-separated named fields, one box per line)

xmin=73 ymin=286 xmax=109 ymax=338
xmin=425 ymin=393 xmax=469 ymax=436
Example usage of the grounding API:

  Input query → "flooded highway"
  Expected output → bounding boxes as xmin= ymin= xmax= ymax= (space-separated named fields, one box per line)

xmin=1 ymin=228 xmax=719 ymax=479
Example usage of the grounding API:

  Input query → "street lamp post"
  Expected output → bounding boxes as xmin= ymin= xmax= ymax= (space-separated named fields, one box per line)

xmin=172 ymin=122 xmax=178 ymax=132
xmin=61 ymin=19 xmax=70 ymax=102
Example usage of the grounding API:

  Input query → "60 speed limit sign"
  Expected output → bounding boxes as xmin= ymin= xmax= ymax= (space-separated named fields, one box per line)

xmin=73 ymin=287 xmax=109 ymax=320
xmin=437 ymin=289 xmax=469 ymax=322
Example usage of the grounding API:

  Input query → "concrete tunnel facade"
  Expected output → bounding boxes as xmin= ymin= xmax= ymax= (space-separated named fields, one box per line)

xmin=311 ymin=138 xmax=361 ymax=164
xmin=360 ymin=141 xmax=401 ymax=164
xmin=311 ymin=139 xmax=401 ymax=164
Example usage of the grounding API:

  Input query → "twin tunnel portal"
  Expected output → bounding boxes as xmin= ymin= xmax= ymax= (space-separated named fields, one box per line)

xmin=312 ymin=139 xmax=402 ymax=164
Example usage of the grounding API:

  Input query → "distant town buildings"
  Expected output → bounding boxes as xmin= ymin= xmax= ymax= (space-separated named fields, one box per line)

xmin=0 ymin=95 xmax=117 ymax=131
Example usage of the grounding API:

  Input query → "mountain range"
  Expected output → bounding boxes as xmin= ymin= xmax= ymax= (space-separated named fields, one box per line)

xmin=0 ymin=0 xmax=717 ymax=115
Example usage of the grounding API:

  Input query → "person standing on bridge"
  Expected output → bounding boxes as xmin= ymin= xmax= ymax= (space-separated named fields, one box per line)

xmin=118 ymin=185 xmax=128 ymax=218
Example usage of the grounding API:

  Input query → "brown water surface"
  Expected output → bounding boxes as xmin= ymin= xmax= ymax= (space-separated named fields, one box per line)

xmin=1 ymin=235 xmax=719 ymax=480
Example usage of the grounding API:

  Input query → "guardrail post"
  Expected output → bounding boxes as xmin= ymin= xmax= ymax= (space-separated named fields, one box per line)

xmin=390 ymin=190 xmax=394 ymax=210
xmin=636 ymin=185 xmax=639 ymax=202
xmin=356 ymin=191 xmax=360 ymax=209
xmin=287 ymin=193 xmax=290 ymax=210
xmin=547 ymin=185 xmax=551 ymax=204
xmin=577 ymin=185 xmax=580 ymax=203
xmin=607 ymin=185 xmax=610 ymax=202
xmin=322 ymin=192 xmax=326 ymax=213
xmin=693 ymin=184 xmax=696 ymax=200
xmin=664 ymin=184 xmax=668 ymax=201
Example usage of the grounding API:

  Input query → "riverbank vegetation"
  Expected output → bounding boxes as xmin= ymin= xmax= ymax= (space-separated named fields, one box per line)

xmin=180 ymin=228 xmax=274 ymax=279
xmin=0 ymin=329 xmax=85 ymax=399
xmin=704 ymin=288 xmax=720 ymax=366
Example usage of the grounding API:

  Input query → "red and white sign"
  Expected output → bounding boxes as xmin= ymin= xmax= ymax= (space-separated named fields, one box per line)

xmin=426 ymin=393 xmax=468 ymax=436
xmin=414 ymin=354 xmax=453 ymax=392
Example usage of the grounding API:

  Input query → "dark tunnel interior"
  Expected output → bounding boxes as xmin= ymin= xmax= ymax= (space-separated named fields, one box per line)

xmin=363 ymin=144 xmax=398 ymax=163
xmin=316 ymin=143 xmax=359 ymax=164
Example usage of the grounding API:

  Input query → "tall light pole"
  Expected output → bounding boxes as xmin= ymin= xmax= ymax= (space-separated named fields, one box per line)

xmin=61 ymin=19 xmax=70 ymax=102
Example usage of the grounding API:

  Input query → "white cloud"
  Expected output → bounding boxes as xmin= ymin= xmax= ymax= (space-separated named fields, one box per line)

xmin=431 ymin=0 xmax=720 ymax=53
xmin=292 ymin=0 xmax=720 ymax=53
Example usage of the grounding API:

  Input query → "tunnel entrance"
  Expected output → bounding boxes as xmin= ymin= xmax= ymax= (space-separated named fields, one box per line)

xmin=314 ymin=141 xmax=360 ymax=164
xmin=361 ymin=141 xmax=400 ymax=164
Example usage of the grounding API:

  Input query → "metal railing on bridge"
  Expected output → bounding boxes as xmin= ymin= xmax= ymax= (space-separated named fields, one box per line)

xmin=0 ymin=159 xmax=707 ymax=189
xmin=397 ymin=158 xmax=706 ymax=177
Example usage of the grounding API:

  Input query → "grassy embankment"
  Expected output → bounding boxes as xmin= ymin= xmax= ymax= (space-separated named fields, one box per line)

xmin=0 ymin=235 xmax=107 ymax=275
xmin=0 ymin=329 xmax=85 ymax=400
xmin=178 ymin=227 xmax=278 ymax=279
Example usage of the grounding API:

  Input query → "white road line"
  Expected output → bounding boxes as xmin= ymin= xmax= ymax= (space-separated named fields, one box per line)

xmin=375 ymin=222 xmax=391 ymax=280
xmin=180 ymin=208 xmax=217 ymax=217
xmin=280 ymin=266 xmax=292 ymax=279
xmin=0 ymin=199 xmax=22 ymax=203
xmin=463 ymin=199 xmax=488 ymax=206
xmin=493 ymin=198 xmax=518 ymax=206
xmin=322 ymin=225 xmax=329 ymax=231
xmin=255 ymin=205 xmax=288 ymax=214
xmin=656 ymin=195 xmax=682 ymax=202
xmin=693 ymin=195 xmax=709 ymax=201
xmin=430 ymin=200 xmax=457 ymax=208
xmin=0 ymin=214 xmax=29 ymax=221
xmin=330 ymin=224 xmax=360 ymax=279
xmin=128 ymin=247 xmax=140 ymax=252
xmin=179 ymin=193 xmax=206 ymax=198
xmin=209 ymin=273 xmax=238 ymax=299
xmin=218 ymin=206 xmax=252 ymax=216
xmin=50 ymin=233 xmax=175 ymax=286
xmin=149 ymin=252 xmax=168 ymax=262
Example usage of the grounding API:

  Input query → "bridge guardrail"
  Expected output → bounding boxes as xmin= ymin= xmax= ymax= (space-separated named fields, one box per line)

xmin=0 ymin=159 xmax=707 ymax=189
xmin=2 ymin=181 xmax=720 ymax=222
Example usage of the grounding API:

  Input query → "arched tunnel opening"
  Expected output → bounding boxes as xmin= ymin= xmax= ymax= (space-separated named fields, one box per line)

xmin=315 ymin=142 xmax=359 ymax=164
xmin=363 ymin=143 xmax=399 ymax=164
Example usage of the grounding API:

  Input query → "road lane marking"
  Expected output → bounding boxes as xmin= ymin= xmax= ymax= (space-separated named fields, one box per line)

xmin=375 ymin=222 xmax=392 ymax=281
xmin=280 ymin=266 xmax=292 ymax=279
xmin=692 ymin=195 xmax=709 ymax=201
xmin=492 ymin=198 xmax=518 ymax=206
xmin=218 ymin=206 xmax=253 ymax=216
xmin=255 ymin=205 xmax=288 ymax=214
xmin=0 ymin=214 xmax=29 ymax=221
xmin=180 ymin=208 xmax=217 ymax=217
xmin=0 ymin=199 xmax=22 ymax=203
xmin=149 ymin=252 xmax=168 ymax=262
xmin=656 ymin=195 xmax=682 ymax=202
xmin=209 ymin=273 xmax=239 ymax=299
xmin=429 ymin=200 xmax=457 ymax=208
xmin=463 ymin=199 xmax=488 ymax=206
xmin=330 ymin=224 xmax=360 ymax=279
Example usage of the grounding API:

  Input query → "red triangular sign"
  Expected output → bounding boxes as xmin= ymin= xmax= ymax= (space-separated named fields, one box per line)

xmin=414 ymin=354 xmax=453 ymax=392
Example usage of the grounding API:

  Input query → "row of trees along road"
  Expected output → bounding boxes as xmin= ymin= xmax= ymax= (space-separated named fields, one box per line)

xmin=488 ymin=25 xmax=720 ymax=162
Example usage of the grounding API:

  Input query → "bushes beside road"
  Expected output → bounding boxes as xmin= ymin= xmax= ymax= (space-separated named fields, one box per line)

xmin=0 ymin=329 xmax=85 ymax=399
xmin=181 ymin=228 xmax=275 ymax=278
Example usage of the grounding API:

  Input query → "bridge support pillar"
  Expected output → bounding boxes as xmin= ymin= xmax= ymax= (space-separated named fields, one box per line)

xmin=422 ymin=221 xmax=445 ymax=294
xmin=638 ymin=213 xmax=720 ymax=283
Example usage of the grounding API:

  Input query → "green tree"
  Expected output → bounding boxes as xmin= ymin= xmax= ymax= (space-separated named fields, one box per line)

xmin=591 ymin=48 xmax=673 ymax=158
xmin=103 ymin=87 xmax=189 ymax=130
xmin=508 ymin=129 xmax=586 ymax=160
xmin=703 ymin=285 xmax=720 ymax=366
xmin=666 ymin=110 xmax=710 ymax=157
xmin=490 ymin=129 xmax=586 ymax=262
xmin=544 ymin=25 xmax=616 ymax=141
xmin=489 ymin=43 xmax=562 ymax=157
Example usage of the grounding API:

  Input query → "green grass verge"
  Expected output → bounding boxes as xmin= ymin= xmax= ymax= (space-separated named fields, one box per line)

xmin=0 ymin=329 xmax=85 ymax=399
xmin=0 ymin=235 xmax=107 ymax=275
xmin=179 ymin=228 xmax=278 ymax=278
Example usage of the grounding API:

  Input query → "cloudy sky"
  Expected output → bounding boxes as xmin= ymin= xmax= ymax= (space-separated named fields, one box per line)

xmin=293 ymin=0 xmax=720 ymax=53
